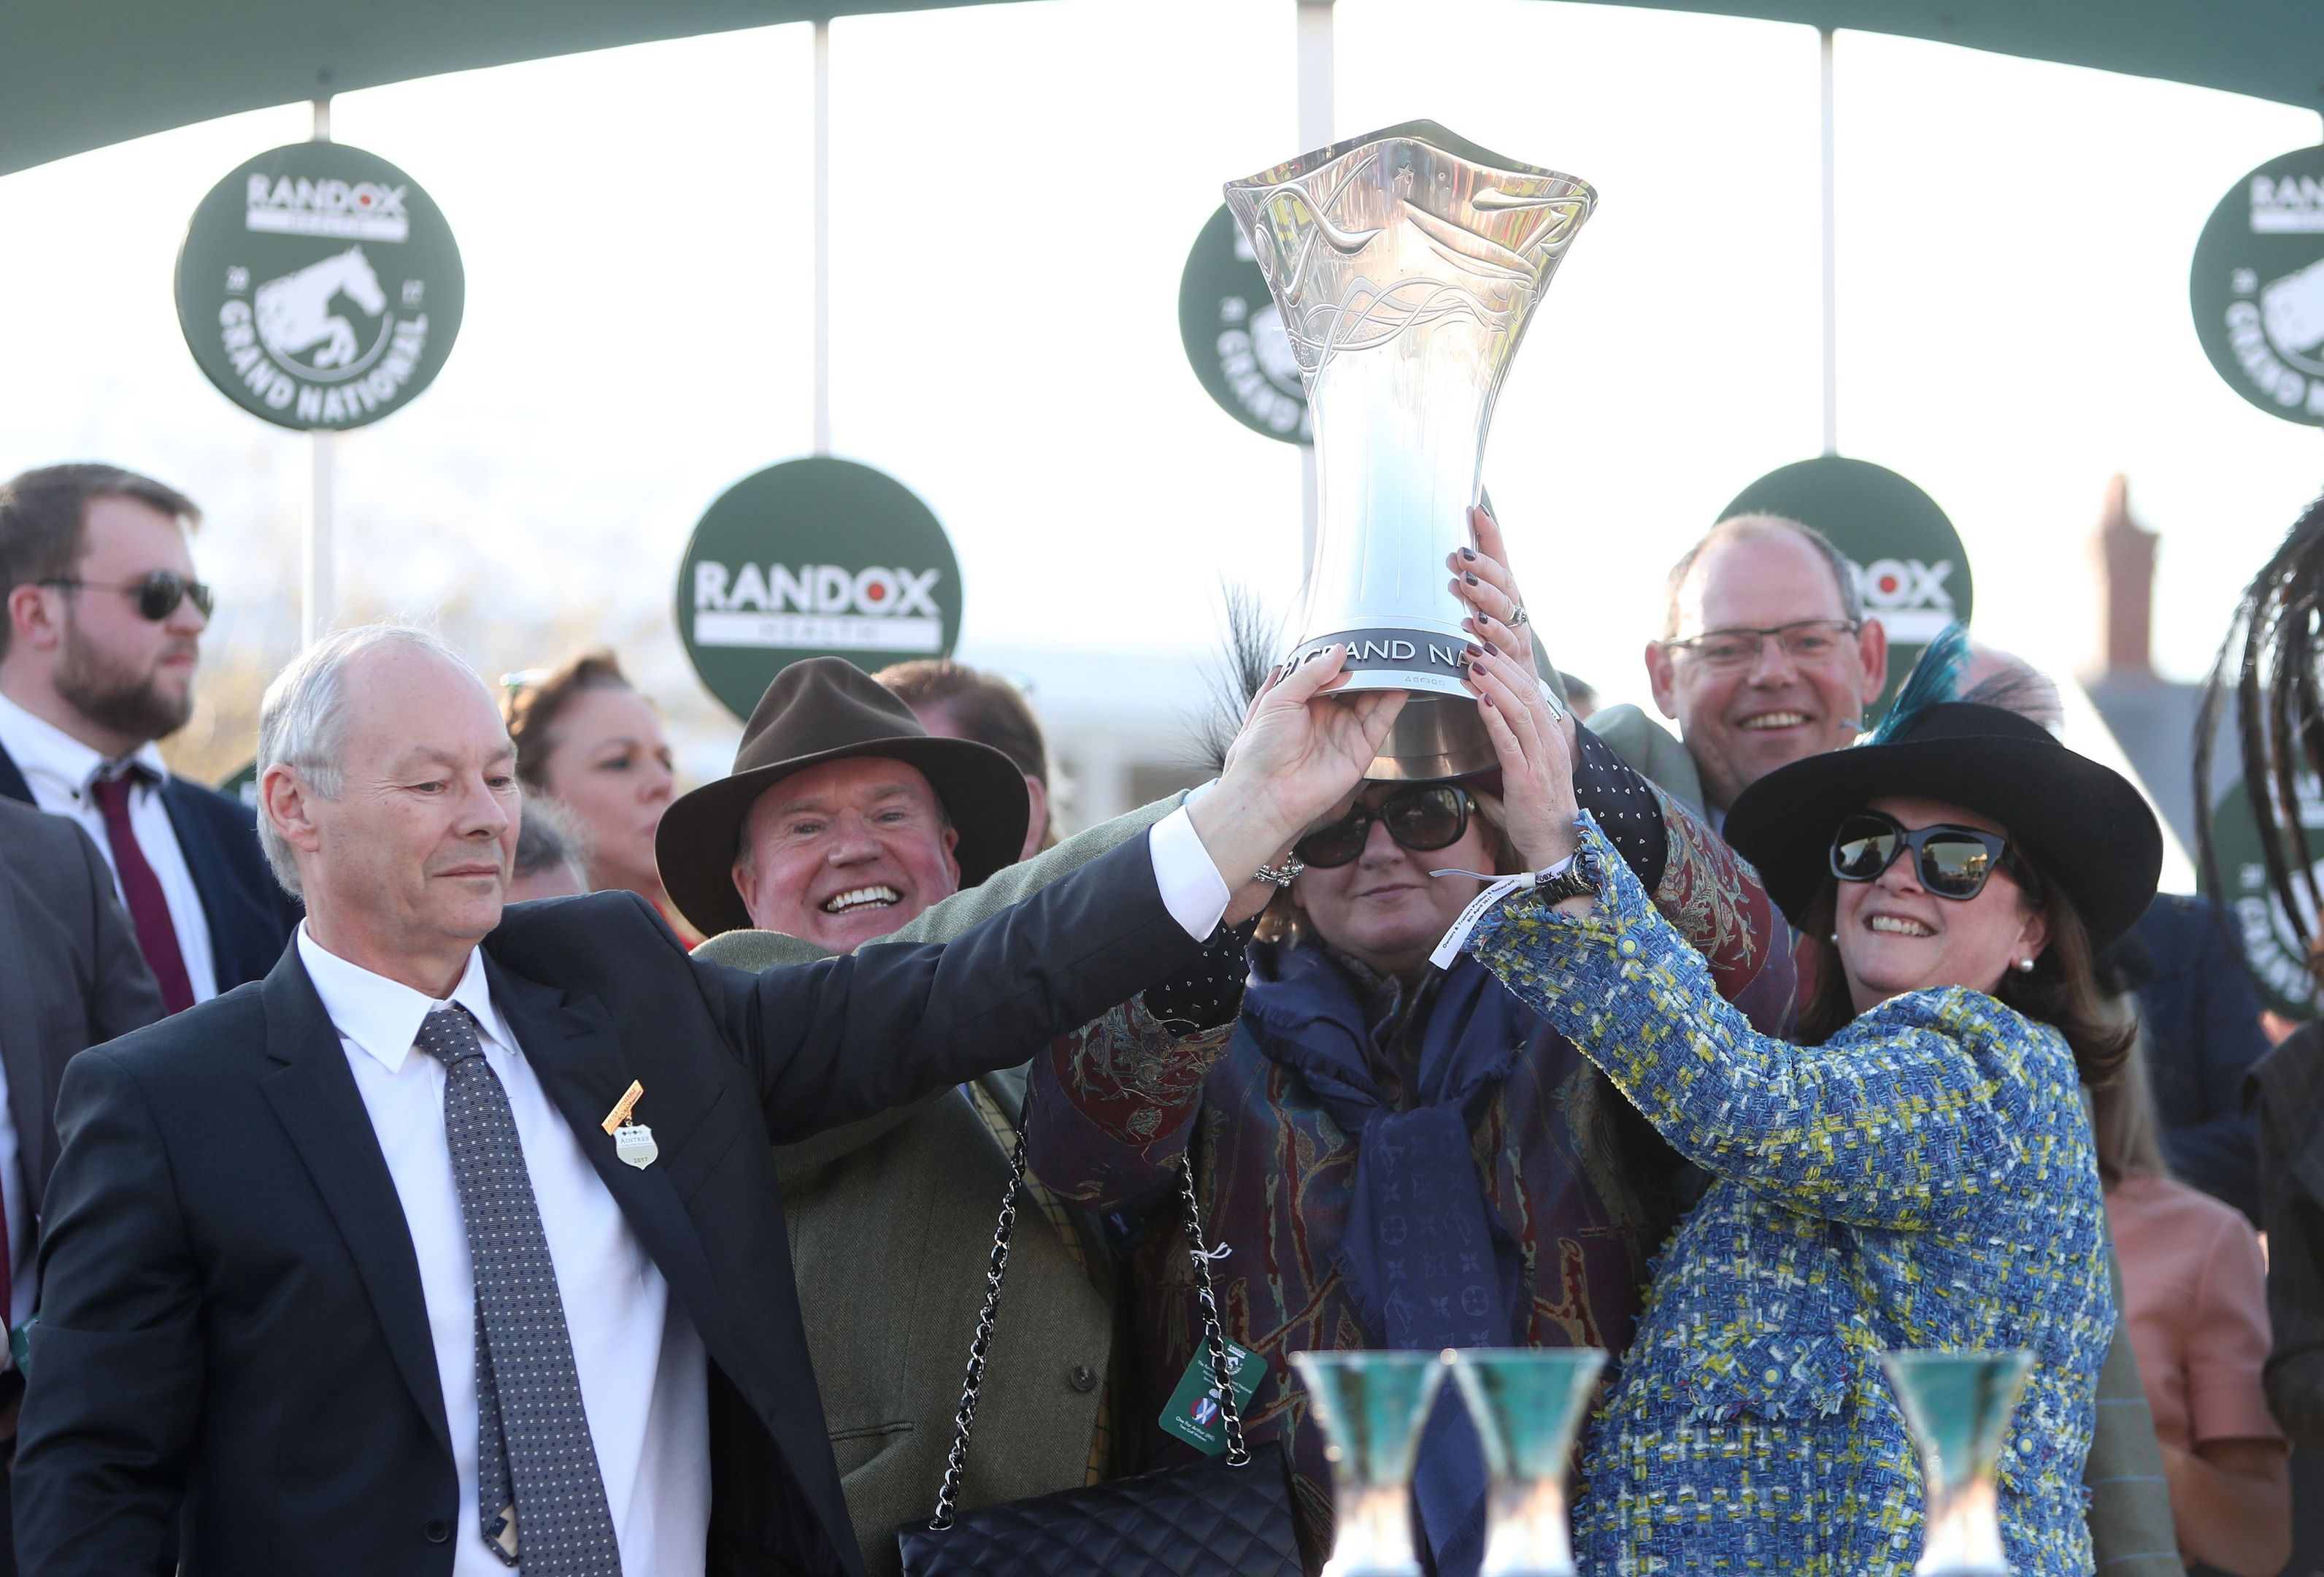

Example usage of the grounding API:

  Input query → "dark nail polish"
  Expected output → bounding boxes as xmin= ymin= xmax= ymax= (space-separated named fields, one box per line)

xmin=1460 ymin=547 xmax=1477 ymax=561
xmin=1483 ymin=641 xmax=1499 ymax=655
xmin=1463 ymin=572 xmax=1479 ymax=586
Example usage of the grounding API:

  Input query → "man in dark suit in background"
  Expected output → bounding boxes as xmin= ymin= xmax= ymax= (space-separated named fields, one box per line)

xmin=15 ymin=623 xmax=1394 ymax=1576
xmin=0 ymin=464 xmax=297 ymax=1010
xmin=0 ymin=794 xmax=165 ymax=1573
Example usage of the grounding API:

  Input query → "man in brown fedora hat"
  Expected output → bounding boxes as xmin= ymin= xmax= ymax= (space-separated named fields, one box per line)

xmin=659 ymin=657 xmax=1289 ymax=1576
xmin=20 ymin=626 xmax=1398 ymax=1577
xmin=655 ymin=657 xmax=1038 ymax=950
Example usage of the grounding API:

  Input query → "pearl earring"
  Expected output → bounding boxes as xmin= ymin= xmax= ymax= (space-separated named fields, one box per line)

xmin=1828 ymin=933 xmax=1839 ymax=944
xmin=2015 ymin=957 xmax=2035 ymax=973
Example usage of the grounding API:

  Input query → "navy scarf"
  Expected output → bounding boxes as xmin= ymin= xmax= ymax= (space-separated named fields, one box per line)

xmin=1242 ymin=941 xmax=1534 ymax=1577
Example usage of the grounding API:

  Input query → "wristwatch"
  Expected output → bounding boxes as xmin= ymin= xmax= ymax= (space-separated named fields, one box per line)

xmin=1534 ymin=844 xmax=1602 ymax=903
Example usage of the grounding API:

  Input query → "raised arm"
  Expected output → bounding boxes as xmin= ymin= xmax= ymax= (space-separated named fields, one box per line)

xmin=688 ymin=647 xmax=1406 ymax=1141
xmin=1466 ymin=812 xmax=2064 ymax=1227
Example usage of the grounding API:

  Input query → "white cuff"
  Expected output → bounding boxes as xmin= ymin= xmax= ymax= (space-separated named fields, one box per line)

xmin=1148 ymin=805 xmax=1234 ymax=941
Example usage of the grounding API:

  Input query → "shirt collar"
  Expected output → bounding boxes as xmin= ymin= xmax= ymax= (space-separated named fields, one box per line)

xmin=296 ymin=923 xmax=512 ymax=1074
xmin=0 ymin=688 xmax=172 ymax=799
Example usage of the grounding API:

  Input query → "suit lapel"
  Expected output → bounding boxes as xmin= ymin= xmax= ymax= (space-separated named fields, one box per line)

xmin=159 ymin=780 xmax=245 ymax=984
xmin=485 ymin=957 xmax=739 ymax=1365
xmin=0 ymin=744 xmax=30 ymax=807
xmin=254 ymin=949 xmax=452 ymax=1457
xmin=0 ymin=867 xmax=53 ymax=1216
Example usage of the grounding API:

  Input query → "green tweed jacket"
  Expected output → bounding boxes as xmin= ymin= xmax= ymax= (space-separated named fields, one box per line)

xmin=696 ymin=796 xmax=1177 ymax=1577
xmin=1586 ymin=704 xmax=2183 ymax=1576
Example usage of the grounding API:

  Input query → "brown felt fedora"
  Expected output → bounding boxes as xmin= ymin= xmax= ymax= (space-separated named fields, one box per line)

xmin=655 ymin=656 xmax=1029 ymax=938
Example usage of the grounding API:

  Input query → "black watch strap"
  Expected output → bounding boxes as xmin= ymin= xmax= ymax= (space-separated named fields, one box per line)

xmin=1534 ymin=845 xmax=1602 ymax=904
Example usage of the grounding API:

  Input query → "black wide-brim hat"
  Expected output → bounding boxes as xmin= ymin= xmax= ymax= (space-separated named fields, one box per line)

xmin=1722 ymin=702 xmax=2163 ymax=953
xmin=657 ymin=656 xmax=1029 ymax=938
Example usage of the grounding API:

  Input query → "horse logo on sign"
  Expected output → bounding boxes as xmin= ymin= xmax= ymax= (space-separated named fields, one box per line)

xmin=175 ymin=142 xmax=463 ymax=431
xmin=255 ymin=248 xmax=387 ymax=373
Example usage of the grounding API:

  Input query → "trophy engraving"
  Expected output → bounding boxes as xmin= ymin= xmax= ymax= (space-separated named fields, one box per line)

xmin=1226 ymin=121 xmax=1595 ymax=778
xmin=1881 ymin=1349 xmax=2037 ymax=1576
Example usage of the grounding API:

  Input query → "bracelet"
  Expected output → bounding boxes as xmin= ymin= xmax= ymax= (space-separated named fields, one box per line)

xmin=1253 ymin=858 xmax=1307 ymax=888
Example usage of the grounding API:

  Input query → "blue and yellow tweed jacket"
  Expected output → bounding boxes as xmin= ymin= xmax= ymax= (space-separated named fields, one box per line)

xmin=1469 ymin=814 xmax=2113 ymax=1577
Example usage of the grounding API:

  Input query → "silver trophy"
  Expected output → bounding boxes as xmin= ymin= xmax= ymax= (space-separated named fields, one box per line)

xmin=1881 ymin=1349 xmax=2037 ymax=1577
xmin=1290 ymin=1349 xmax=1448 ymax=1577
xmin=1225 ymin=122 xmax=1595 ymax=778
xmin=1447 ymin=1348 xmax=1606 ymax=1577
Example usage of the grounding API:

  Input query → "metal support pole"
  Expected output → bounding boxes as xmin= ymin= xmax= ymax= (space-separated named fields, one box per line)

xmin=812 ymin=18 xmax=833 ymax=458
xmin=1296 ymin=0 xmax=1334 ymax=572
xmin=1819 ymin=28 xmax=1839 ymax=457
xmin=305 ymin=96 xmax=335 ymax=645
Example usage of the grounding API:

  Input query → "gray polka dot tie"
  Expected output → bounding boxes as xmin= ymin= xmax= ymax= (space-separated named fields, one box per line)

xmin=418 ymin=1006 xmax=623 ymax=1575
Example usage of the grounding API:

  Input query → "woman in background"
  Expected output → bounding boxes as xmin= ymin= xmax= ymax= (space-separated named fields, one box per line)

xmin=2099 ymin=1035 xmax=2290 ymax=1576
xmin=503 ymin=650 xmax=696 ymax=942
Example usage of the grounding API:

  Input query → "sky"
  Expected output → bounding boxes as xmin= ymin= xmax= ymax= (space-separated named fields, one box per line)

xmin=1 ymin=0 xmax=2320 ymax=781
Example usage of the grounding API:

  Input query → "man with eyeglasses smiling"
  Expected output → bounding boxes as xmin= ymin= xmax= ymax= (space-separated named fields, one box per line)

xmin=0 ymin=464 xmax=299 ymax=1012
xmin=1592 ymin=513 xmax=1888 ymax=826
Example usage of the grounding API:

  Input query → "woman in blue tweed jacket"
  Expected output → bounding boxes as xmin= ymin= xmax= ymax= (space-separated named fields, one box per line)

xmin=1454 ymin=641 xmax=2162 ymax=1577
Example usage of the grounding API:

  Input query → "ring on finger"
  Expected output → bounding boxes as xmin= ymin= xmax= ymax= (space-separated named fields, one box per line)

xmin=1508 ymin=605 xmax=1530 ymax=628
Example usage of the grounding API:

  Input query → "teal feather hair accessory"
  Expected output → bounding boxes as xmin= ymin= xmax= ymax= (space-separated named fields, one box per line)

xmin=1866 ymin=621 xmax=1970 ymax=745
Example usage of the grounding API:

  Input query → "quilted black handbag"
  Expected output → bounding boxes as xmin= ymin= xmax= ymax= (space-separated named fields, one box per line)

xmin=896 ymin=1132 xmax=1305 ymax=1577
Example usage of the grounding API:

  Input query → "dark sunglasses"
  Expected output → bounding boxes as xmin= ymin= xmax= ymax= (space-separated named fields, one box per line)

xmin=1829 ymin=810 xmax=2022 ymax=902
xmin=40 ymin=570 xmax=214 ymax=622
xmin=1294 ymin=784 xmax=1473 ymax=869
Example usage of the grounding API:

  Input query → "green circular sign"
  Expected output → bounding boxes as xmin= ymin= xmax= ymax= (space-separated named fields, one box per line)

xmin=2205 ymin=777 xmax=2324 ymax=1019
xmin=1179 ymin=204 xmax=1311 ymax=445
xmin=2192 ymin=146 xmax=2324 ymax=426
xmin=174 ymin=142 xmax=464 ymax=430
xmin=1723 ymin=456 xmax=1973 ymax=715
xmin=676 ymin=458 xmax=962 ymax=721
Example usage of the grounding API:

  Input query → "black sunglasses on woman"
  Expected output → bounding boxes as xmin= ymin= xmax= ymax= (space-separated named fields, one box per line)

xmin=1828 ymin=810 xmax=2028 ymax=902
xmin=1294 ymin=784 xmax=1474 ymax=869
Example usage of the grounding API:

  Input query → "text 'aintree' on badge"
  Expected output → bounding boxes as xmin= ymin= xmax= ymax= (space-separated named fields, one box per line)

xmin=675 ymin=458 xmax=963 ymax=722
xmin=174 ymin=142 xmax=464 ymax=431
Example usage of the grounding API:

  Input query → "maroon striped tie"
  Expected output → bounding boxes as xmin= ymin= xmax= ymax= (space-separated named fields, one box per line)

xmin=91 ymin=771 xmax=195 ymax=1014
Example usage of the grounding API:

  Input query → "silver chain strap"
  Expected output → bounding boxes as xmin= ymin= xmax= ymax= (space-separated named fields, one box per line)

xmin=924 ymin=1129 xmax=1251 ymax=1532
xmin=926 ymin=1123 xmax=1026 ymax=1531
xmin=1178 ymin=1150 xmax=1252 ymax=1467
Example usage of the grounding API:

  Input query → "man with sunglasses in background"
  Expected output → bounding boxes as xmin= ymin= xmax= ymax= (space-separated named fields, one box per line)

xmin=0 ymin=464 xmax=298 ymax=1011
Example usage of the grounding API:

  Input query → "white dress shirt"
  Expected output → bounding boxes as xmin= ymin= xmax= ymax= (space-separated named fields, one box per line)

xmin=0 ymin=691 xmax=217 ymax=1002
xmin=290 ymin=818 xmax=1227 ymax=1574
xmin=297 ymin=927 xmax=711 ymax=1577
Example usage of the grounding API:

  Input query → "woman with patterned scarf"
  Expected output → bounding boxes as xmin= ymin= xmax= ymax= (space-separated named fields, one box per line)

xmin=1453 ymin=626 xmax=2161 ymax=1576
xmin=1024 ymin=512 xmax=1796 ymax=1573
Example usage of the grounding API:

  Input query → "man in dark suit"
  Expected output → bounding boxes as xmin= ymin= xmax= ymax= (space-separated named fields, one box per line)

xmin=15 ymin=623 xmax=1396 ymax=1576
xmin=0 ymin=797 xmax=164 ymax=1575
xmin=0 ymin=464 xmax=299 ymax=1010
xmin=2131 ymin=891 xmax=2271 ymax=1224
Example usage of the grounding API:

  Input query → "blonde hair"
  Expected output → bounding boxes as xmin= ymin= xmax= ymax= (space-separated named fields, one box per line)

xmin=1255 ymin=784 xmax=1520 ymax=951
